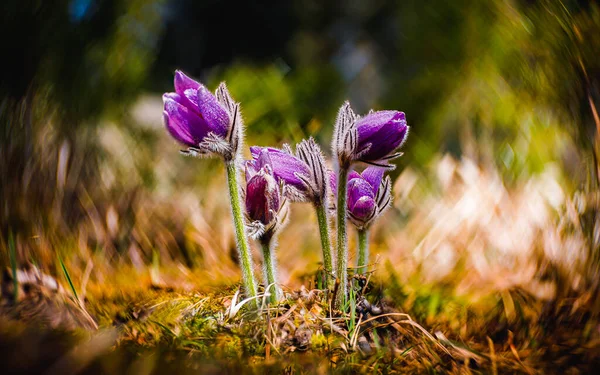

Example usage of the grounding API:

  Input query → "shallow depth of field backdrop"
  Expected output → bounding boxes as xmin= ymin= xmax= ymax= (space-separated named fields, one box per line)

xmin=1 ymin=0 xmax=600 ymax=373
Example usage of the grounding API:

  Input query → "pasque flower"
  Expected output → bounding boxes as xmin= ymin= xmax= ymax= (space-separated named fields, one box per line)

xmin=248 ymin=146 xmax=320 ymax=203
xmin=163 ymin=71 xmax=229 ymax=146
xmin=356 ymin=111 xmax=408 ymax=165
xmin=332 ymin=102 xmax=409 ymax=168
xmin=244 ymin=149 xmax=287 ymax=237
xmin=163 ymin=70 xmax=258 ymax=307
xmin=163 ymin=70 xmax=243 ymax=161
xmin=245 ymin=165 xmax=281 ymax=227
xmin=331 ymin=101 xmax=407 ymax=305
xmin=244 ymin=149 xmax=288 ymax=304
xmin=330 ymin=166 xmax=392 ymax=275
xmin=248 ymin=141 xmax=334 ymax=285
xmin=330 ymin=167 xmax=392 ymax=230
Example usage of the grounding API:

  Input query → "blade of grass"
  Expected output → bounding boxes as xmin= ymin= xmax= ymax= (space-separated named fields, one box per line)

xmin=8 ymin=231 xmax=18 ymax=301
xmin=58 ymin=255 xmax=79 ymax=303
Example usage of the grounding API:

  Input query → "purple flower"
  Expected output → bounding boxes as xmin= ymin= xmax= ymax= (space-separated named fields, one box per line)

xmin=330 ymin=166 xmax=392 ymax=229
xmin=356 ymin=111 xmax=408 ymax=163
xmin=163 ymin=71 xmax=230 ymax=148
xmin=248 ymin=146 xmax=312 ymax=201
xmin=245 ymin=164 xmax=281 ymax=227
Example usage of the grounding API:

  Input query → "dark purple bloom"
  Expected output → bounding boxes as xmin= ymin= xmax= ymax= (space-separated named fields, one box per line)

xmin=347 ymin=167 xmax=385 ymax=225
xmin=356 ymin=110 xmax=408 ymax=162
xmin=330 ymin=166 xmax=390 ymax=229
xmin=245 ymin=164 xmax=281 ymax=226
xmin=163 ymin=71 xmax=230 ymax=148
xmin=248 ymin=146 xmax=311 ymax=199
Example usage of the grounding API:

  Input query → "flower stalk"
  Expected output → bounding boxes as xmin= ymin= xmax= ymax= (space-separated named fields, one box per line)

xmin=260 ymin=234 xmax=279 ymax=305
xmin=163 ymin=71 xmax=259 ymax=308
xmin=357 ymin=228 xmax=369 ymax=274
xmin=226 ymin=160 xmax=258 ymax=307
xmin=251 ymin=139 xmax=333 ymax=290
xmin=314 ymin=202 xmax=333 ymax=286
xmin=335 ymin=164 xmax=350 ymax=307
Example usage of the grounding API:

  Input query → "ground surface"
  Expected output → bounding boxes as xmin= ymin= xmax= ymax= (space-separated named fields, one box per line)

xmin=1 ymin=265 xmax=599 ymax=374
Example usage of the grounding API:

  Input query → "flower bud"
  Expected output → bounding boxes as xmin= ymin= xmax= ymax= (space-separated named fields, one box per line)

xmin=332 ymin=101 xmax=359 ymax=167
xmin=163 ymin=71 xmax=243 ymax=160
xmin=330 ymin=166 xmax=393 ymax=229
xmin=248 ymin=146 xmax=312 ymax=202
xmin=294 ymin=137 xmax=328 ymax=203
xmin=245 ymin=165 xmax=280 ymax=226
xmin=355 ymin=110 xmax=408 ymax=167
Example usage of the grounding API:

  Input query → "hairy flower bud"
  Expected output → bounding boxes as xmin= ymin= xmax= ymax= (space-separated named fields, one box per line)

xmin=245 ymin=165 xmax=280 ymax=226
xmin=248 ymin=140 xmax=330 ymax=204
xmin=355 ymin=111 xmax=408 ymax=168
xmin=244 ymin=151 xmax=288 ymax=239
xmin=294 ymin=137 xmax=328 ymax=204
xmin=163 ymin=71 xmax=243 ymax=161
xmin=247 ymin=146 xmax=310 ymax=202
xmin=331 ymin=101 xmax=409 ymax=169
xmin=332 ymin=101 xmax=359 ymax=167
xmin=330 ymin=166 xmax=393 ymax=229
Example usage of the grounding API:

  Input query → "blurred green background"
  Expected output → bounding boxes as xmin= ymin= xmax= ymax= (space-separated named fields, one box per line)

xmin=1 ymin=0 xmax=599 ymax=293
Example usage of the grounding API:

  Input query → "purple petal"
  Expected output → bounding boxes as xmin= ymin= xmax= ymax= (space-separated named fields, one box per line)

xmin=347 ymin=178 xmax=375 ymax=209
xmin=329 ymin=170 xmax=337 ymax=193
xmin=245 ymin=160 xmax=258 ymax=182
xmin=257 ymin=148 xmax=273 ymax=169
xmin=357 ymin=111 xmax=408 ymax=161
xmin=348 ymin=171 xmax=361 ymax=180
xmin=196 ymin=85 xmax=230 ymax=138
xmin=180 ymin=88 xmax=202 ymax=115
xmin=249 ymin=146 xmax=263 ymax=158
xmin=350 ymin=196 xmax=377 ymax=222
xmin=330 ymin=170 xmax=362 ymax=197
xmin=357 ymin=111 xmax=405 ymax=138
xmin=163 ymin=92 xmax=182 ymax=103
xmin=246 ymin=175 xmax=269 ymax=224
xmin=360 ymin=167 xmax=385 ymax=194
xmin=163 ymin=111 xmax=194 ymax=146
xmin=250 ymin=147 xmax=311 ymax=191
xmin=173 ymin=71 xmax=230 ymax=138
xmin=163 ymin=94 xmax=209 ymax=147
xmin=174 ymin=70 xmax=201 ymax=96
xmin=246 ymin=148 xmax=275 ymax=181
xmin=245 ymin=169 xmax=280 ymax=225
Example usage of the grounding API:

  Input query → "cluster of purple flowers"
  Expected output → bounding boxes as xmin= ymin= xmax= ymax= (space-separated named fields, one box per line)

xmin=163 ymin=71 xmax=408 ymax=307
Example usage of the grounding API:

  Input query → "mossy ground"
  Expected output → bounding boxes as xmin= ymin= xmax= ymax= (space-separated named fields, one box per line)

xmin=1 ymin=263 xmax=599 ymax=374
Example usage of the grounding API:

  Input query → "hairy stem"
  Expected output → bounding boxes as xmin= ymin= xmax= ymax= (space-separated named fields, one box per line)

xmin=225 ymin=161 xmax=258 ymax=308
xmin=314 ymin=202 xmax=333 ymax=288
xmin=357 ymin=228 xmax=369 ymax=274
xmin=260 ymin=236 xmax=279 ymax=305
xmin=335 ymin=165 xmax=350 ymax=307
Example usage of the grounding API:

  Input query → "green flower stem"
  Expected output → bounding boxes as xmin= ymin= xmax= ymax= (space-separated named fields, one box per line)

xmin=314 ymin=202 xmax=333 ymax=288
xmin=357 ymin=228 xmax=369 ymax=274
xmin=260 ymin=237 xmax=279 ymax=305
xmin=335 ymin=165 xmax=350 ymax=307
xmin=225 ymin=160 xmax=258 ymax=308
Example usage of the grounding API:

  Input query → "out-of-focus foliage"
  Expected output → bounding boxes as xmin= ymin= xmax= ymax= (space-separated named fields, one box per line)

xmin=1 ymin=0 xmax=599 ymax=305
xmin=1 ymin=0 xmax=165 ymax=123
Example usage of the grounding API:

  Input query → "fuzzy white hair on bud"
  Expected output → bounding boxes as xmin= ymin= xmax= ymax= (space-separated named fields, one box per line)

xmin=246 ymin=220 xmax=266 ymax=239
xmin=375 ymin=175 xmax=393 ymax=217
xmin=215 ymin=82 xmax=245 ymax=160
xmin=282 ymin=183 xmax=310 ymax=203
xmin=332 ymin=101 xmax=359 ymax=165
xmin=295 ymin=137 xmax=328 ymax=203
xmin=197 ymin=132 xmax=232 ymax=156
xmin=282 ymin=143 xmax=294 ymax=155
